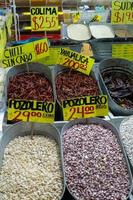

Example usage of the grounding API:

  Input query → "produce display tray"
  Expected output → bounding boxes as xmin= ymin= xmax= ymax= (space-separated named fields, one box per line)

xmin=0 ymin=114 xmax=133 ymax=200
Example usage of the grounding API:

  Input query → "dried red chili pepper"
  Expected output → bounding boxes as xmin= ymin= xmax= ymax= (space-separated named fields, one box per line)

xmin=56 ymin=70 xmax=99 ymax=103
xmin=8 ymin=73 xmax=53 ymax=102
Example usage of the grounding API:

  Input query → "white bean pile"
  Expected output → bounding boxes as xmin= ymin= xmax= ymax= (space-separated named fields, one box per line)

xmin=0 ymin=135 xmax=63 ymax=200
xmin=120 ymin=116 xmax=133 ymax=166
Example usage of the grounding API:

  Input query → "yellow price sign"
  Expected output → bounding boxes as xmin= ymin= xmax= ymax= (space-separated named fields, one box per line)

xmin=31 ymin=7 xmax=59 ymax=31
xmin=111 ymin=0 xmax=133 ymax=24
xmin=2 ymin=38 xmax=49 ymax=68
xmin=112 ymin=44 xmax=133 ymax=61
xmin=57 ymin=48 xmax=95 ymax=75
xmin=62 ymin=95 xmax=109 ymax=121
xmin=8 ymin=99 xmax=55 ymax=123
xmin=6 ymin=13 xmax=13 ymax=36
xmin=72 ymin=12 xmax=80 ymax=23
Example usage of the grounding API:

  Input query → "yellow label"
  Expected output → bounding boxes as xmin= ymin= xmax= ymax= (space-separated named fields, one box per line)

xmin=0 ymin=29 xmax=4 ymax=60
xmin=72 ymin=12 xmax=80 ymax=23
xmin=42 ymin=47 xmax=61 ymax=65
xmin=31 ymin=7 xmax=59 ymax=31
xmin=8 ymin=99 xmax=55 ymax=123
xmin=111 ymin=0 xmax=133 ymax=24
xmin=57 ymin=48 xmax=95 ymax=75
xmin=2 ymin=38 xmax=49 ymax=68
xmin=6 ymin=13 xmax=13 ymax=36
xmin=91 ymin=15 xmax=102 ymax=22
xmin=112 ymin=44 xmax=133 ymax=61
xmin=62 ymin=95 xmax=109 ymax=121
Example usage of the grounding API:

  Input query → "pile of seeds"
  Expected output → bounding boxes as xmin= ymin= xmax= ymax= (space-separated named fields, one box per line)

xmin=8 ymin=73 xmax=53 ymax=101
xmin=56 ymin=71 xmax=99 ymax=103
xmin=0 ymin=135 xmax=63 ymax=200
xmin=120 ymin=116 xmax=133 ymax=166
xmin=63 ymin=124 xmax=129 ymax=200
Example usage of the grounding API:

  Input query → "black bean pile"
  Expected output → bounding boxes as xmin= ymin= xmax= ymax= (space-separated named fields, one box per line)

xmin=56 ymin=71 xmax=99 ymax=103
xmin=63 ymin=124 xmax=130 ymax=200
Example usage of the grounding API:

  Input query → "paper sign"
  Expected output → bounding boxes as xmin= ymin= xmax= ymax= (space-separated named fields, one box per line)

xmin=31 ymin=7 xmax=59 ymax=31
xmin=72 ymin=12 xmax=80 ymax=23
xmin=2 ymin=38 xmax=49 ymax=68
xmin=6 ymin=13 xmax=13 ymax=36
xmin=57 ymin=48 xmax=95 ymax=75
xmin=42 ymin=47 xmax=61 ymax=65
xmin=0 ymin=30 xmax=4 ymax=60
xmin=62 ymin=95 xmax=108 ymax=121
xmin=111 ymin=0 xmax=133 ymax=24
xmin=8 ymin=99 xmax=55 ymax=123
xmin=112 ymin=44 xmax=133 ymax=61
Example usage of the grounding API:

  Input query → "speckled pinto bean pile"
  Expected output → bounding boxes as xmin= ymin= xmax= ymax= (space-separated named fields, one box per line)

xmin=63 ymin=124 xmax=130 ymax=200
xmin=0 ymin=136 xmax=63 ymax=200
xmin=56 ymin=71 xmax=99 ymax=103
xmin=120 ymin=116 xmax=133 ymax=166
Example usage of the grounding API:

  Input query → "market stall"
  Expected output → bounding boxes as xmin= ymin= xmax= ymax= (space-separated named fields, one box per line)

xmin=0 ymin=0 xmax=133 ymax=200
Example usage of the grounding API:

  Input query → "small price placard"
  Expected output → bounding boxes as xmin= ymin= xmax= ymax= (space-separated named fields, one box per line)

xmin=112 ymin=44 xmax=133 ymax=61
xmin=2 ymin=38 xmax=49 ymax=68
xmin=72 ymin=12 xmax=80 ymax=23
xmin=62 ymin=95 xmax=109 ymax=121
xmin=111 ymin=0 xmax=133 ymax=24
xmin=31 ymin=7 xmax=59 ymax=31
xmin=57 ymin=48 xmax=95 ymax=75
xmin=8 ymin=99 xmax=55 ymax=123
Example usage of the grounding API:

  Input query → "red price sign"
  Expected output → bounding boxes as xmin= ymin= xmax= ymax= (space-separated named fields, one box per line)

xmin=111 ymin=0 xmax=133 ymax=24
xmin=31 ymin=7 xmax=59 ymax=31
xmin=67 ymin=105 xmax=95 ymax=121
xmin=33 ymin=38 xmax=49 ymax=60
xmin=62 ymin=58 xmax=87 ymax=71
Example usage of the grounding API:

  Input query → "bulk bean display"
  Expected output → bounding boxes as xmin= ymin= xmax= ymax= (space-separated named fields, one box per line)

xmin=0 ymin=135 xmax=63 ymax=200
xmin=63 ymin=124 xmax=129 ymax=200
xmin=120 ymin=116 xmax=133 ymax=166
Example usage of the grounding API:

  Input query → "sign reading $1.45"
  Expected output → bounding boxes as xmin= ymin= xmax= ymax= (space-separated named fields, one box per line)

xmin=8 ymin=99 xmax=55 ymax=123
xmin=62 ymin=95 xmax=108 ymax=121
xmin=31 ymin=7 xmax=59 ymax=31
xmin=57 ymin=48 xmax=95 ymax=75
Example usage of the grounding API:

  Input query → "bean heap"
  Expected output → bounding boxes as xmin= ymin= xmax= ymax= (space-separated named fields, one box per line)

xmin=63 ymin=124 xmax=129 ymax=200
xmin=56 ymin=71 xmax=99 ymax=103
xmin=120 ymin=116 xmax=133 ymax=166
xmin=0 ymin=136 xmax=63 ymax=200
xmin=8 ymin=73 xmax=53 ymax=101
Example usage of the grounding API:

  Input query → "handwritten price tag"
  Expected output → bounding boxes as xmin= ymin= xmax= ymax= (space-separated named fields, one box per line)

xmin=31 ymin=7 xmax=59 ymax=31
xmin=112 ymin=44 xmax=133 ymax=61
xmin=8 ymin=99 xmax=55 ymax=123
xmin=57 ymin=48 xmax=95 ymax=75
xmin=62 ymin=95 xmax=108 ymax=121
xmin=2 ymin=38 xmax=49 ymax=68
xmin=111 ymin=0 xmax=133 ymax=24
